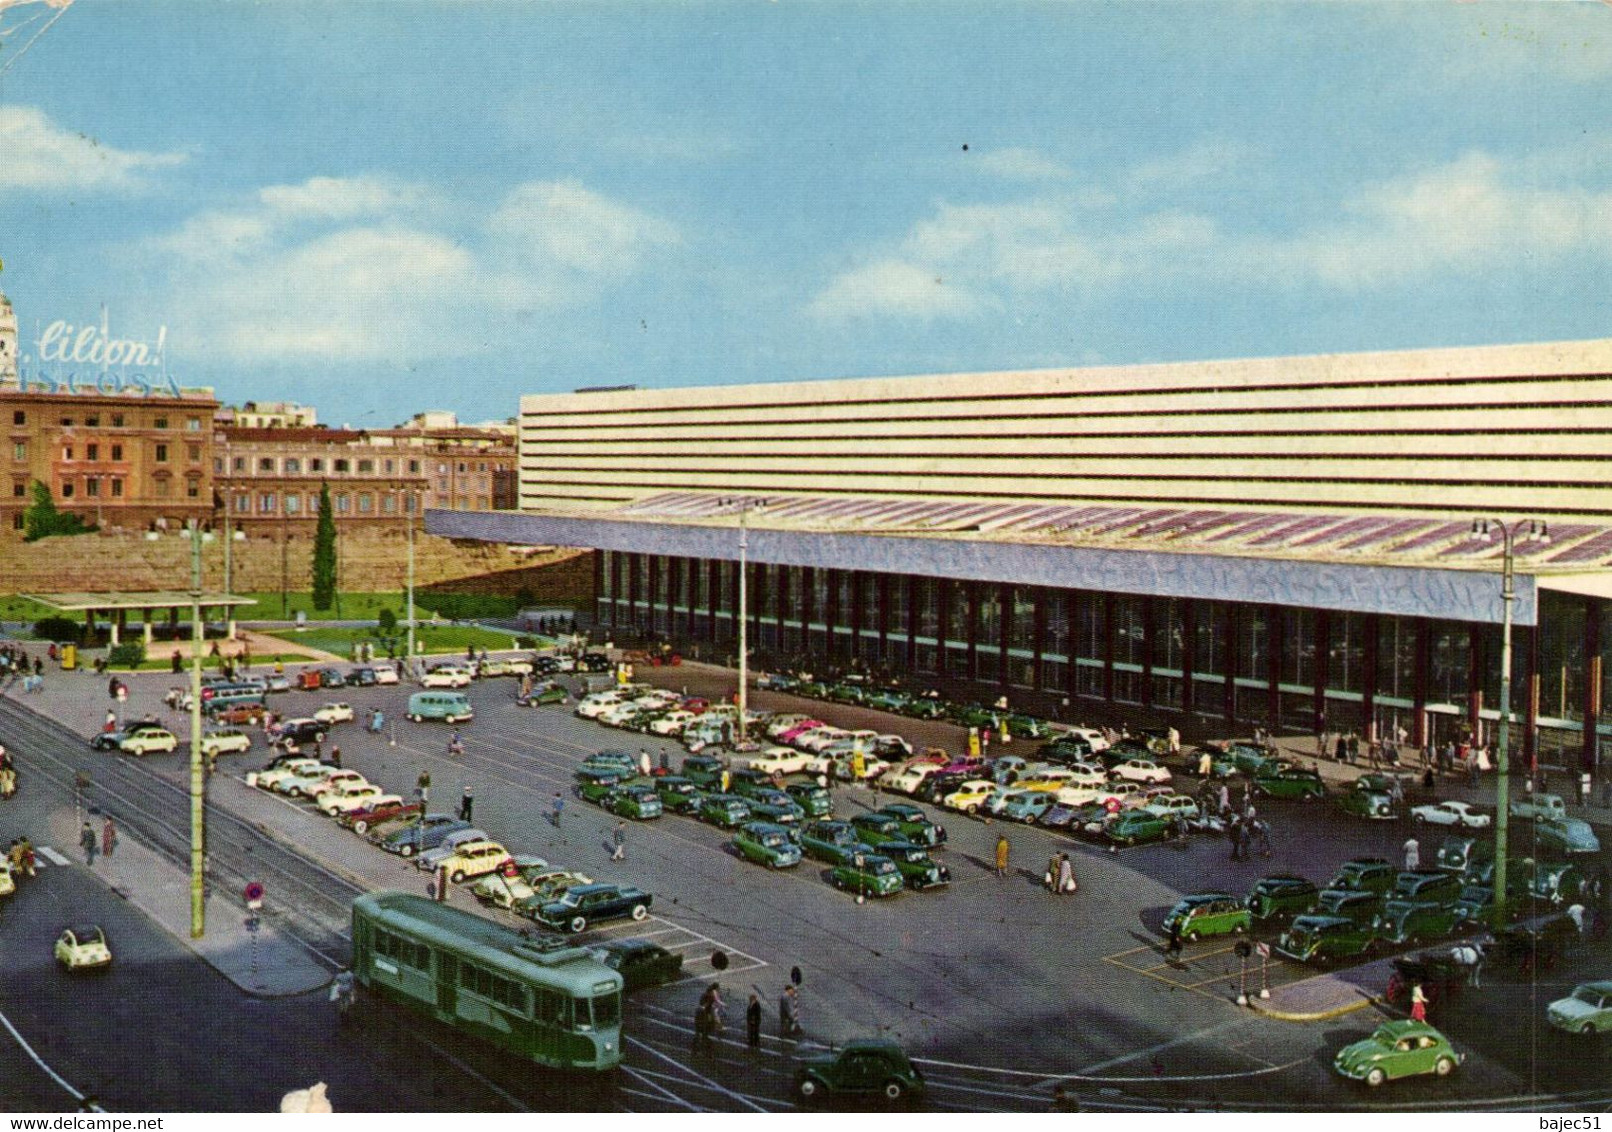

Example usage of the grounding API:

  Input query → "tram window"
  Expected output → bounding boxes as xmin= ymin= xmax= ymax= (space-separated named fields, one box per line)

xmin=374 ymin=930 xmax=429 ymax=970
xmin=591 ymin=993 xmax=620 ymax=1028
xmin=533 ymin=987 xmax=565 ymax=1026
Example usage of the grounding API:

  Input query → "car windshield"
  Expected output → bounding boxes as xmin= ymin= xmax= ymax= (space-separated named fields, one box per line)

xmin=762 ymin=834 xmax=784 ymax=848
xmin=589 ymin=992 xmax=621 ymax=1030
xmin=1575 ymin=988 xmax=1608 ymax=1008
xmin=869 ymin=860 xmax=898 ymax=876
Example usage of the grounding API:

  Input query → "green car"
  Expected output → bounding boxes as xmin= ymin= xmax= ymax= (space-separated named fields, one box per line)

xmin=1333 ymin=1020 xmax=1462 ymax=1086
xmin=826 ymin=682 xmax=869 ymax=705
xmin=1327 ymin=857 xmax=1398 ymax=895
xmin=1533 ymin=817 xmax=1601 ymax=856
xmin=591 ymin=938 xmax=684 ymax=994
xmin=654 ymin=775 xmax=706 ymax=814
xmin=521 ymin=681 xmax=569 ymax=705
xmin=1452 ymin=883 xmax=1498 ymax=928
xmin=605 ymin=783 xmax=663 ymax=820
xmin=848 ymin=813 xmax=906 ymax=847
xmin=1529 ymin=860 xmax=1585 ymax=906
xmin=574 ymin=766 xmax=628 ymax=802
xmin=1338 ymin=775 xmax=1399 ymax=820
xmin=1000 ymin=714 xmax=1050 ymax=740
xmin=948 ymin=704 xmax=998 ymax=729
xmin=1373 ymin=899 xmax=1462 ymax=945
xmin=1275 ymin=914 xmax=1379 ymax=964
xmin=875 ymin=803 xmax=947 ymax=847
xmin=795 ymin=1038 xmax=925 ymax=1104
xmin=1435 ymin=835 xmax=1493 ymax=875
xmin=739 ymin=786 xmax=805 ymax=825
xmin=1315 ymin=887 xmax=1385 ymax=928
xmin=878 ymin=841 xmax=951 ymax=889
xmin=1246 ymin=875 xmax=1320 ymax=922
xmin=1161 ymin=893 xmax=1251 ymax=942
xmin=1547 ymin=981 xmax=1612 ymax=1035
xmin=901 ymin=698 xmax=948 ymax=721
xmin=732 ymin=821 xmax=803 ymax=868
xmin=582 ymin=751 xmax=639 ymax=776
xmin=1216 ymin=741 xmax=1275 ymax=775
xmin=1254 ymin=766 xmax=1326 ymax=800
xmin=1389 ymin=870 xmax=1463 ymax=908
xmin=681 ymin=755 xmax=727 ymax=789
xmin=1105 ymin=809 xmax=1174 ymax=847
xmin=697 ymin=793 xmax=752 ymax=828
xmin=830 ymin=852 xmax=904 ymax=898
xmin=863 ymin=690 xmax=912 ymax=713
xmin=784 ymin=781 xmax=833 ymax=817
xmin=800 ymin=820 xmax=868 ymax=865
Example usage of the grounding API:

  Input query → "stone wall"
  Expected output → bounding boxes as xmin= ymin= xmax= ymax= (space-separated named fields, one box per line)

xmin=0 ymin=528 xmax=593 ymax=601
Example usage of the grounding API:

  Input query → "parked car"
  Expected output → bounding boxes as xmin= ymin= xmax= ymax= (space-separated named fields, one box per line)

xmin=432 ymin=840 xmax=513 ymax=884
xmin=1109 ymin=758 xmax=1172 ymax=785
xmin=413 ymin=827 xmax=492 ymax=869
xmin=942 ymin=779 xmax=1000 ymax=814
xmin=590 ymin=938 xmax=684 ymax=994
xmin=54 ymin=925 xmax=112 ymax=971
xmin=1373 ymin=900 xmax=1463 ymax=946
xmin=1314 ymin=887 xmax=1386 ymax=928
xmin=246 ymin=757 xmax=327 ymax=792
xmin=680 ymin=755 xmax=727 ymax=789
xmin=1389 ymin=870 xmax=1463 ymax=908
xmin=604 ymin=784 xmax=663 ymax=820
xmin=732 ymin=822 xmax=803 ymax=868
xmin=1509 ymin=793 xmax=1569 ymax=822
xmin=1546 ymin=981 xmax=1612 ymax=1035
xmin=532 ymin=883 xmax=652 ymax=933
xmin=575 ymin=766 xmax=629 ymax=803
xmin=877 ymin=841 xmax=951 ymax=889
xmin=313 ymin=702 xmax=355 ymax=725
xmin=651 ymin=775 xmax=705 ymax=814
xmin=795 ymin=1038 xmax=925 ymax=1103
xmin=338 ymin=798 xmax=421 ymax=835
xmin=1161 ymin=893 xmax=1251 ymax=942
xmin=1338 ymin=775 xmax=1400 ymax=819
xmin=800 ymin=820 xmax=869 ymax=866
xmin=1327 ymin=857 xmax=1398 ymax=895
xmin=848 ymin=813 xmax=905 ymax=847
xmin=199 ymin=728 xmax=253 ymax=757
xmin=377 ymin=814 xmax=470 ymax=857
xmin=421 ymin=665 xmax=472 ymax=689
xmin=469 ymin=860 xmax=560 ymax=910
xmin=1000 ymin=790 xmax=1059 ymax=824
xmin=1333 ymin=1020 xmax=1461 ymax=1086
xmin=1254 ymin=765 xmax=1327 ymax=800
xmin=318 ymin=781 xmax=402 ymax=817
xmin=273 ymin=719 xmax=328 ymax=749
xmin=1105 ymin=809 xmax=1176 ymax=847
xmin=1246 ymin=875 xmax=1320 ymax=922
xmin=1533 ymin=817 xmax=1601 ymax=856
xmin=1276 ymin=914 xmax=1380 ymax=964
xmin=697 ymin=793 xmax=753 ymax=829
xmin=830 ymin=852 xmax=904 ymax=899
xmin=1435 ymin=835 xmax=1494 ymax=875
xmin=119 ymin=729 xmax=179 ymax=756
xmin=783 ymin=781 xmax=833 ymax=817
xmin=371 ymin=664 xmax=400 ymax=685
xmin=1410 ymin=800 xmax=1491 ymax=829
xmin=875 ymin=803 xmax=947 ymax=847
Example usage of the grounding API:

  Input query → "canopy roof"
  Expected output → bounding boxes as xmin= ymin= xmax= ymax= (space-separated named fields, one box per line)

xmin=24 ymin=591 xmax=258 ymax=612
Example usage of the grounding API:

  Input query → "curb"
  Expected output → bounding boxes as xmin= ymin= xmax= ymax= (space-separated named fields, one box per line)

xmin=1248 ymin=992 xmax=1381 ymax=1022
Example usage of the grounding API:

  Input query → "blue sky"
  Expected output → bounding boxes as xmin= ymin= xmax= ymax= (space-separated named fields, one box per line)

xmin=2 ymin=1 xmax=1610 ymax=425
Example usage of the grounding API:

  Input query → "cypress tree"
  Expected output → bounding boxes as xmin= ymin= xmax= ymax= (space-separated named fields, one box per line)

xmin=311 ymin=482 xmax=338 ymax=611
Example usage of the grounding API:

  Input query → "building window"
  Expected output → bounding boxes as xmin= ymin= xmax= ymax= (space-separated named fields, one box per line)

xmin=187 ymin=444 xmax=201 ymax=463
xmin=334 ymin=459 xmax=350 ymax=473
xmin=408 ymin=459 xmax=420 ymax=473
xmin=358 ymin=493 xmax=373 ymax=513
xmin=259 ymin=457 xmax=275 ymax=472
xmin=232 ymin=456 xmax=245 ymax=471
xmin=111 ymin=413 xmax=124 ymax=427
xmin=284 ymin=458 xmax=300 ymax=474
xmin=86 ymin=443 xmax=98 ymax=461
xmin=61 ymin=482 xmax=74 ymax=498
xmin=155 ymin=478 xmax=171 ymax=497
xmin=285 ymin=494 xmax=300 ymax=515
xmin=155 ymin=443 xmax=169 ymax=463
xmin=336 ymin=494 xmax=350 ymax=514
xmin=110 ymin=479 xmax=123 ymax=498
xmin=85 ymin=414 xmax=99 ymax=427
xmin=309 ymin=458 xmax=323 ymax=472
xmin=10 ymin=442 xmax=24 ymax=461
xmin=11 ymin=482 xmax=24 ymax=497
xmin=478 ymin=461 xmax=486 ymax=473
xmin=11 ymin=514 xmax=21 ymax=530
xmin=234 ymin=494 xmax=248 ymax=513
xmin=357 ymin=458 xmax=374 ymax=473
xmin=381 ymin=494 xmax=396 ymax=514
xmin=438 ymin=478 xmax=448 ymax=493
xmin=213 ymin=457 xmax=224 ymax=473
xmin=186 ymin=417 xmax=201 ymax=431
xmin=457 ymin=462 xmax=467 ymax=473
xmin=154 ymin=417 xmax=169 ymax=429
xmin=258 ymin=492 xmax=276 ymax=513
xmin=438 ymin=463 xmax=448 ymax=475
xmin=111 ymin=444 xmax=123 ymax=461
xmin=62 ymin=445 xmax=73 ymax=461
xmin=186 ymin=480 xmax=200 ymax=498
xmin=384 ymin=459 xmax=395 ymax=473
xmin=11 ymin=411 xmax=23 ymax=426
xmin=60 ymin=417 xmax=74 ymax=427
xmin=85 ymin=478 xmax=100 ymax=498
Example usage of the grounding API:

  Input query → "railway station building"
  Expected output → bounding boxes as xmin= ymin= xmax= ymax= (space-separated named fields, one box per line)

xmin=431 ymin=338 xmax=1612 ymax=773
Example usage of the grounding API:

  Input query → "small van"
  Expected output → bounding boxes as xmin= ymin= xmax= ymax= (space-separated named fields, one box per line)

xmin=406 ymin=691 xmax=473 ymax=724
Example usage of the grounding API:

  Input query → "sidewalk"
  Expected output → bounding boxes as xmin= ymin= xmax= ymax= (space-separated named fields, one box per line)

xmin=1248 ymin=955 xmax=1394 ymax=1022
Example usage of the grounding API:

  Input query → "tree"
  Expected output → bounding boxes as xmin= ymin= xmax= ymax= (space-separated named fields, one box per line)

xmin=311 ymin=482 xmax=338 ymax=611
xmin=22 ymin=480 xmax=91 ymax=542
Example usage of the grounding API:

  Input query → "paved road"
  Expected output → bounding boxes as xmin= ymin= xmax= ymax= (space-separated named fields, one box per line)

xmin=2 ymin=664 xmax=1609 ymax=1111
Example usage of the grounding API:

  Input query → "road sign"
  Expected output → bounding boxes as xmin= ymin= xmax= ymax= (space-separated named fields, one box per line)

xmin=1256 ymin=941 xmax=1271 ymax=958
xmin=244 ymin=881 xmax=264 ymax=910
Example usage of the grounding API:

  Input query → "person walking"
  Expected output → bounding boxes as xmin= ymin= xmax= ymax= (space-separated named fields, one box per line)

xmin=80 ymin=821 xmax=97 ymax=866
xmin=780 ymin=985 xmax=802 ymax=1039
xmin=1227 ymin=816 xmax=1244 ymax=861
xmin=1045 ymin=852 xmax=1060 ymax=893
xmin=459 ymin=786 xmax=474 ymax=823
xmin=638 ymin=749 xmax=652 ymax=778
xmin=551 ymin=792 xmax=565 ymax=831
xmin=101 ymin=817 xmax=117 ymax=860
xmin=1198 ymin=748 xmax=1214 ymax=777
xmin=1410 ymin=983 xmax=1428 ymax=1022
xmin=995 ymin=834 xmax=1010 ymax=878
xmin=1403 ymin=837 xmax=1420 ymax=870
xmin=330 ymin=745 xmax=343 ymax=770
xmin=1057 ymin=853 xmax=1076 ymax=895
xmin=611 ymin=821 xmax=627 ymax=861
xmin=746 ymin=993 xmax=762 ymax=1049
xmin=1166 ymin=919 xmax=1184 ymax=966
xmin=1468 ymin=753 xmax=1481 ymax=790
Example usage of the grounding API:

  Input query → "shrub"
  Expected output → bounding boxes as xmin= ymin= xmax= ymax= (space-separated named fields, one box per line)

xmin=33 ymin=616 xmax=81 ymax=643
xmin=377 ymin=607 xmax=397 ymax=634
xmin=107 ymin=641 xmax=147 ymax=669
xmin=515 ymin=635 xmax=536 ymax=648
xmin=415 ymin=593 xmax=519 ymax=620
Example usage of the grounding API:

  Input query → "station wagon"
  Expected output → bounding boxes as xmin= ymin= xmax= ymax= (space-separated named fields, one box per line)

xmin=1389 ymin=870 xmax=1462 ymax=907
xmin=830 ymin=852 xmax=904 ymax=898
xmin=653 ymin=775 xmax=705 ymax=813
xmin=732 ymin=821 xmax=802 ymax=869
xmin=1161 ymin=893 xmax=1250 ymax=942
xmin=1314 ymin=887 xmax=1385 ymax=928
xmin=800 ymin=820 xmax=868 ymax=865
xmin=876 ymin=803 xmax=947 ymax=847
xmin=877 ymin=841 xmax=951 ymax=889
xmin=1373 ymin=900 xmax=1463 ymax=945
xmin=1327 ymin=857 xmax=1398 ymax=895
xmin=697 ymin=793 xmax=752 ymax=828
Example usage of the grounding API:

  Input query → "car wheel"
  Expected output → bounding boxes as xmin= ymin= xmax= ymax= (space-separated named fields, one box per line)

xmin=450 ymin=870 xmax=466 ymax=884
xmin=1233 ymin=923 xmax=1247 ymax=935
xmin=408 ymin=714 xmax=419 ymax=723
xmin=966 ymin=804 xmax=979 ymax=815
xmin=631 ymin=904 xmax=648 ymax=921
xmin=1365 ymin=1067 xmax=1386 ymax=1087
xmin=569 ymin=916 xmax=588 ymax=934
xmin=883 ymin=1080 xmax=905 ymax=1101
xmin=287 ymin=786 xmax=303 ymax=798
xmin=1024 ymin=813 xmax=1038 ymax=825
xmin=1582 ymin=1022 xmax=1597 ymax=1036
xmin=1187 ymin=929 xmax=1200 ymax=943
xmin=797 ymin=1078 xmax=819 ymax=1101
xmin=354 ymin=820 xmax=369 ymax=835
xmin=399 ymin=844 xmax=415 ymax=858
xmin=1434 ymin=1057 xmax=1454 ymax=1077
xmin=1413 ymin=814 xmax=1426 ymax=825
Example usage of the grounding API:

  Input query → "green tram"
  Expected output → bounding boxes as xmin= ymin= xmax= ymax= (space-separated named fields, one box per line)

xmin=351 ymin=891 xmax=624 ymax=1070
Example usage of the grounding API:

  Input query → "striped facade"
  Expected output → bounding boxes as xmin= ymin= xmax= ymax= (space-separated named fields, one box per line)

xmin=432 ymin=338 xmax=1612 ymax=772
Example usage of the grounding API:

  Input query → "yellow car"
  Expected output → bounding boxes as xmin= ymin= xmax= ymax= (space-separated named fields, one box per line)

xmin=942 ymin=779 xmax=1000 ymax=814
xmin=1017 ymin=768 xmax=1077 ymax=793
xmin=435 ymin=840 xmax=512 ymax=884
xmin=55 ymin=925 xmax=112 ymax=971
xmin=0 ymin=861 xmax=15 ymax=897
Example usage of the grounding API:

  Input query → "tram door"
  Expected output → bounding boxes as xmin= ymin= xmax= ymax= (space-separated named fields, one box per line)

xmin=437 ymin=952 xmax=458 ymax=1017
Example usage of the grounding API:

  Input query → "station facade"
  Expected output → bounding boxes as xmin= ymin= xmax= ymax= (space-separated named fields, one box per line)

xmin=434 ymin=338 xmax=1612 ymax=772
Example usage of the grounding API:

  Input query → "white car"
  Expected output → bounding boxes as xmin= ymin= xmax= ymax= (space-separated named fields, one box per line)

xmin=600 ymin=702 xmax=649 ymax=728
xmin=648 ymin=710 xmax=698 ymax=736
xmin=1064 ymin=727 xmax=1111 ymax=753
xmin=421 ymin=666 xmax=472 ymax=689
xmin=313 ymin=702 xmax=355 ymax=725
xmin=416 ymin=828 xmax=491 ymax=870
xmin=576 ymin=693 xmax=628 ymax=719
xmin=199 ymin=729 xmax=252 ymax=757
xmin=744 ymin=747 xmax=816 ymax=776
xmin=1410 ymin=800 xmax=1492 ymax=829
xmin=504 ymin=658 xmax=534 ymax=677
xmin=476 ymin=658 xmax=512 ymax=678
xmin=119 ymin=729 xmax=178 ymax=756
xmin=1109 ymin=758 xmax=1173 ymax=785
xmin=1144 ymin=794 xmax=1201 ymax=821
xmin=319 ymin=782 xmax=403 ymax=816
xmin=372 ymin=664 xmax=400 ymax=685
xmin=884 ymin=763 xmax=942 ymax=796
xmin=809 ymin=750 xmax=889 ymax=781
xmin=277 ymin=766 xmax=364 ymax=799
xmin=794 ymin=727 xmax=850 ymax=753
xmin=1093 ymin=780 xmax=1150 ymax=809
xmin=248 ymin=757 xmax=326 ymax=791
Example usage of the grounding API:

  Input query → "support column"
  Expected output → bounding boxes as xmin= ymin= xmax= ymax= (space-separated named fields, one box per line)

xmin=1032 ymin=588 xmax=1048 ymax=692
xmin=1266 ymin=606 xmax=1285 ymax=734
xmin=143 ymin=608 xmax=154 ymax=648
xmin=997 ymin=583 xmax=1012 ymax=689
xmin=825 ymin=569 xmax=841 ymax=661
xmin=646 ymin=554 xmax=659 ymax=639
xmin=1413 ymin=619 xmax=1431 ymax=748
xmin=1584 ymin=599 xmax=1602 ymax=773
xmin=1102 ymin=593 xmax=1116 ymax=706
xmin=936 ymin=579 xmax=952 ymax=677
xmin=1468 ymin=624 xmax=1485 ymax=743
xmin=1140 ymin=596 xmax=1156 ymax=710
xmin=109 ymin=610 xmax=122 ymax=647
xmin=1181 ymin=599 xmax=1197 ymax=719
xmin=686 ymin=557 xmax=699 ymax=642
xmin=905 ymin=576 xmax=918 ymax=673
xmin=1524 ymin=622 xmax=1540 ymax=773
xmin=965 ymin=581 xmax=980 ymax=683
xmin=1314 ymin=610 xmax=1332 ymax=735
xmin=706 ymin=557 xmax=720 ymax=645
xmin=1363 ymin=614 xmax=1382 ymax=744
xmin=1223 ymin=603 xmax=1239 ymax=726
xmin=849 ymin=571 xmax=864 ymax=660
xmin=592 ymin=550 xmax=604 ymax=624
xmin=800 ymin=566 xmax=815 ymax=656
xmin=626 ymin=553 xmax=640 ymax=635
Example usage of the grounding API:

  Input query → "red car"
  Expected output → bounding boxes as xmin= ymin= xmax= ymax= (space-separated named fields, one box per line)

xmin=777 ymin=719 xmax=828 ymax=745
xmin=681 ymin=697 xmax=711 ymax=714
xmin=337 ymin=799 xmax=422 ymax=835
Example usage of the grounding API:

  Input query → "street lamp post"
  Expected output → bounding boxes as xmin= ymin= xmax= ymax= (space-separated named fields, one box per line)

xmin=406 ymin=490 xmax=417 ymax=672
xmin=187 ymin=519 xmax=207 ymax=938
xmin=737 ymin=508 xmax=748 ymax=745
xmin=1472 ymin=517 xmax=1549 ymax=923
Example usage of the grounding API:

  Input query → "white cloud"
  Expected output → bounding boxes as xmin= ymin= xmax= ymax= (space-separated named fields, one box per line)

xmin=806 ymin=259 xmax=986 ymax=322
xmin=140 ymin=175 xmax=678 ymax=364
xmin=0 ymin=105 xmax=184 ymax=193
xmin=971 ymin=147 xmax=1071 ymax=182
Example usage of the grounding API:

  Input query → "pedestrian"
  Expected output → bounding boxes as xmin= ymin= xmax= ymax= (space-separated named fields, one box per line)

xmin=101 ymin=817 xmax=117 ymax=859
xmin=1168 ymin=726 xmax=1180 ymax=756
xmin=1227 ymin=817 xmax=1243 ymax=861
xmin=1198 ymin=748 xmax=1213 ymax=777
xmin=746 ymin=993 xmax=762 ymax=1049
xmin=104 ymin=709 xmax=117 ymax=733
xmin=780 ymin=984 xmax=802 ymax=1038
xmin=1217 ymin=783 xmax=1230 ymax=815
xmin=658 ymin=749 xmax=670 ymax=773
xmin=995 ymin=834 xmax=1010 ymax=878
xmin=611 ymin=821 xmax=626 ymax=861
xmin=639 ymin=749 xmax=652 ymax=778
xmin=1058 ymin=853 xmax=1076 ymax=895
xmin=1468 ymin=754 xmax=1481 ymax=789
xmin=1335 ymin=734 xmax=1349 ymax=763
xmin=0 ymin=765 xmax=16 ymax=799
xmin=1251 ymin=818 xmax=1272 ymax=858
xmin=1045 ymin=852 xmax=1060 ymax=893
xmin=330 ymin=970 xmax=356 ymax=1026
xmin=1451 ymin=942 xmax=1485 ymax=988
xmin=1422 ymin=765 xmax=1436 ymax=791
xmin=1166 ymin=919 xmax=1184 ymax=966
xmin=459 ymin=786 xmax=474 ymax=823
xmin=80 ymin=821 xmax=97 ymax=866
xmin=330 ymin=745 xmax=343 ymax=770
xmin=1410 ymin=983 xmax=1428 ymax=1022
xmin=551 ymin=792 xmax=565 ymax=830
xmin=1403 ymin=837 xmax=1420 ymax=870
xmin=720 ymin=769 xmax=731 ymax=794
xmin=171 ymin=649 xmax=182 ymax=674
xmin=1602 ymin=778 xmax=1612 ymax=809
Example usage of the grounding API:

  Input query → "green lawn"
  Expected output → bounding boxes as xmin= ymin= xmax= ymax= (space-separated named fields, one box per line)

xmin=261 ymin=624 xmax=543 ymax=658
xmin=0 ymin=595 xmax=63 ymax=624
xmin=234 ymin=591 xmax=409 ymax=622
